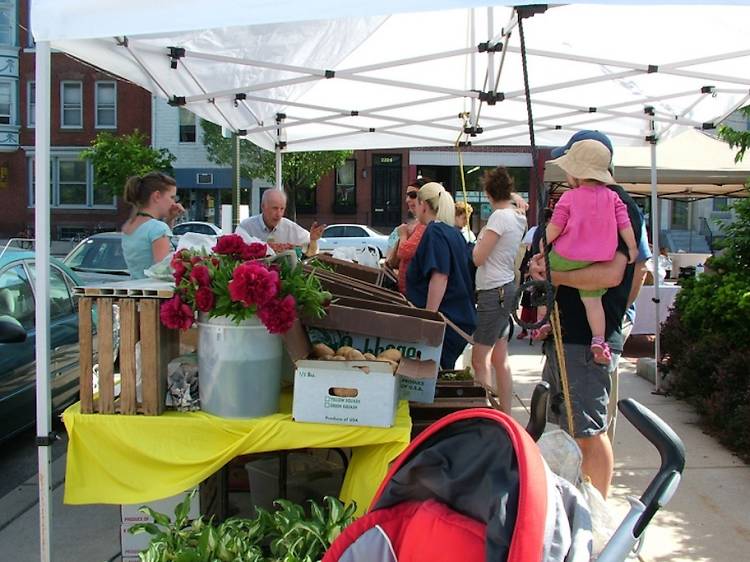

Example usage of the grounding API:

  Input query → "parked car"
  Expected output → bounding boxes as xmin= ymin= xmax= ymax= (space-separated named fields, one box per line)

xmin=0 ymin=248 xmax=85 ymax=442
xmin=172 ymin=221 xmax=223 ymax=237
xmin=64 ymin=232 xmax=131 ymax=285
xmin=317 ymin=224 xmax=390 ymax=258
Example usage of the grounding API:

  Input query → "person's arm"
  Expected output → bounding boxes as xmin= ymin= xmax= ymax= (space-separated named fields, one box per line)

xmin=152 ymin=236 xmax=173 ymax=263
xmin=626 ymin=260 xmax=649 ymax=308
xmin=472 ymin=229 xmax=498 ymax=267
xmin=425 ymin=272 xmax=448 ymax=312
xmin=619 ymin=225 xmax=638 ymax=263
xmin=529 ymin=252 xmax=627 ymax=291
xmin=165 ymin=203 xmax=186 ymax=229
xmin=305 ymin=221 xmax=325 ymax=255
xmin=540 ymin=222 xmax=563 ymax=253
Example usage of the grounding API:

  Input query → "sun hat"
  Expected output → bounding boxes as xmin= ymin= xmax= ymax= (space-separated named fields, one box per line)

xmin=546 ymin=139 xmax=615 ymax=185
xmin=550 ymin=130 xmax=613 ymax=159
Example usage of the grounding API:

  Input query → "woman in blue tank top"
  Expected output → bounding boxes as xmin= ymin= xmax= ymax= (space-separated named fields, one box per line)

xmin=121 ymin=172 xmax=184 ymax=279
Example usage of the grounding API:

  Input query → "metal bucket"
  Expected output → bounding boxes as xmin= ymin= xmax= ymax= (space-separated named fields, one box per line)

xmin=198 ymin=314 xmax=283 ymax=418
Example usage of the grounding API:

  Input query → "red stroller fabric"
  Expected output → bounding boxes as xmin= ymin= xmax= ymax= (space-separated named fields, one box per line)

xmin=324 ymin=409 xmax=548 ymax=562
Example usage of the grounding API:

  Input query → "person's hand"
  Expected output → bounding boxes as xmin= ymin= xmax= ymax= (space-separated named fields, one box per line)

xmin=397 ymin=223 xmax=409 ymax=238
xmin=529 ymin=253 xmax=547 ymax=281
xmin=269 ymin=242 xmax=295 ymax=253
xmin=168 ymin=202 xmax=186 ymax=222
xmin=309 ymin=222 xmax=326 ymax=241
xmin=628 ymin=246 xmax=638 ymax=264
xmin=511 ymin=192 xmax=529 ymax=213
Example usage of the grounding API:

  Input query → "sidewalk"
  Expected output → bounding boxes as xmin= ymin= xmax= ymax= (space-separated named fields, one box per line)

xmin=1 ymin=336 xmax=748 ymax=561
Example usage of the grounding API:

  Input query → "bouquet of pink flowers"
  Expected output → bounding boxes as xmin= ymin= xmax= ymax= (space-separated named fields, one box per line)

xmin=160 ymin=234 xmax=330 ymax=334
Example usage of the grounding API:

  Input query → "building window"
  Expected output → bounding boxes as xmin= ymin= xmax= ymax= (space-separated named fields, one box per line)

xmin=61 ymin=81 xmax=83 ymax=128
xmin=58 ymin=160 xmax=87 ymax=206
xmin=27 ymin=82 xmax=34 ymax=127
xmin=0 ymin=81 xmax=11 ymax=125
xmin=713 ymin=197 xmax=730 ymax=212
xmin=196 ymin=172 xmax=213 ymax=184
xmin=27 ymin=156 xmax=116 ymax=209
xmin=0 ymin=3 xmax=15 ymax=46
xmin=179 ymin=108 xmax=196 ymax=142
xmin=95 ymin=81 xmax=117 ymax=128
xmin=334 ymin=159 xmax=356 ymax=212
xmin=295 ymin=185 xmax=316 ymax=213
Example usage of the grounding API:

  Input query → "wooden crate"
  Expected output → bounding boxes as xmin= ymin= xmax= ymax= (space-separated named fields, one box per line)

xmin=78 ymin=295 xmax=180 ymax=415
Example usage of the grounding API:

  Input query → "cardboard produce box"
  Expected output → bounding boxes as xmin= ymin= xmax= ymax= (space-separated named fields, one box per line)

xmin=303 ymin=298 xmax=445 ymax=403
xmin=311 ymin=254 xmax=384 ymax=285
xmin=120 ymin=488 xmax=199 ymax=524
xmin=305 ymin=266 xmax=407 ymax=305
xmin=292 ymin=359 xmax=400 ymax=427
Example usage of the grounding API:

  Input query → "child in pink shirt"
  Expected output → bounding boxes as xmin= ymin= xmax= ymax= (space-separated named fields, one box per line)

xmin=536 ymin=139 xmax=637 ymax=364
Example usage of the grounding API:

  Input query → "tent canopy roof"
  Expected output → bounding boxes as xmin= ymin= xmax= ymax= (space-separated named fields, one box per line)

xmin=31 ymin=2 xmax=750 ymax=153
xmin=545 ymin=129 xmax=750 ymax=193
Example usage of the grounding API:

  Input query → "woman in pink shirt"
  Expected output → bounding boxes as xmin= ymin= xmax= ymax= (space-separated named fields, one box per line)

xmin=537 ymin=139 xmax=637 ymax=364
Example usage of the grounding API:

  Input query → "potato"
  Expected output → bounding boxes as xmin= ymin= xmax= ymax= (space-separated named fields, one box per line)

xmin=336 ymin=345 xmax=354 ymax=357
xmin=346 ymin=349 xmax=366 ymax=361
xmin=363 ymin=353 xmax=377 ymax=361
xmin=377 ymin=348 xmax=402 ymax=362
xmin=330 ymin=355 xmax=347 ymax=361
xmin=331 ymin=387 xmax=358 ymax=398
xmin=382 ymin=359 xmax=399 ymax=373
xmin=320 ymin=354 xmax=335 ymax=360
xmin=312 ymin=343 xmax=335 ymax=358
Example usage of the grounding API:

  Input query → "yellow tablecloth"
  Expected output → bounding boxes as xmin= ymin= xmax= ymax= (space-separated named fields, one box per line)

xmin=62 ymin=393 xmax=411 ymax=516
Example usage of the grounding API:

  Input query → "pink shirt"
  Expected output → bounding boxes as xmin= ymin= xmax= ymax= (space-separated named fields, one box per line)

xmin=550 ymin=184 xmax=631 ymax=262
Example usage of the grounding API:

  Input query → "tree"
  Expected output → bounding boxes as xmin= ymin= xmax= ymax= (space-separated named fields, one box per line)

xmin=201 ymin=120 xmax=351 ymax=220
xmin=81 ymin=130 xmax=176 ymax=197
xmin=718 ymin=105 xmax=750 ymax=163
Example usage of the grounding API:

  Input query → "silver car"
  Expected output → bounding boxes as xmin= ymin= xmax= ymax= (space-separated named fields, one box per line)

xmin=317 ymin=224 xmax=390 ymax=258
xmin=63 ymin=232 xmax=131 ymax=285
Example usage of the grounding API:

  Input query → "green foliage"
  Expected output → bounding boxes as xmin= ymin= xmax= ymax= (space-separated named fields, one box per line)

xmin=130 ymin=490 xmax=357 ymax=562
xmin=661 ymin=127 xmax=750 ymax=459
xmin=717 ymin=105 xmax=750 ymax=163
xmin=200 ymin=120 xmax=351 ymax=218
xmin=80 ymin=130 xmax=176 ymax=196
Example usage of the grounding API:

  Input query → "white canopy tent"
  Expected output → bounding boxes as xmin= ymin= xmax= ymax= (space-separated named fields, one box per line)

xmin=29 ymin=1 xmax=750 ymax=560
xmin=546 ymin=128 xmax=750 ymax=197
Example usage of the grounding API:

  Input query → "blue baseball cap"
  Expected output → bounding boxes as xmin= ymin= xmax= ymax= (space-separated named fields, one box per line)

xmin=550 ymin=130 xmax=614 ymax=160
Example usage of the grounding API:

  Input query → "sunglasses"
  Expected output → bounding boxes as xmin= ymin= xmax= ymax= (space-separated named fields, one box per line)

xmin=406 ymin=191 xmax=418 ymax=199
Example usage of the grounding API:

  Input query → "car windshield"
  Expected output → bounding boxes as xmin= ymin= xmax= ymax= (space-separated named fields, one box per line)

xmin=64 ymin=238 xmax=129 ymax=273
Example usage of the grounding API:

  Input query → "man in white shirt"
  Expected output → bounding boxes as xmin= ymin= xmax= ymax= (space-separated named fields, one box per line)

xmin=236 ymin=189 xmax=325 ymax=254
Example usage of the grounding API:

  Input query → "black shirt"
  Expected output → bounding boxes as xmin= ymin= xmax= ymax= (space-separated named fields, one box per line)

xmin=532 ymin=184 xmax=643 ymax=352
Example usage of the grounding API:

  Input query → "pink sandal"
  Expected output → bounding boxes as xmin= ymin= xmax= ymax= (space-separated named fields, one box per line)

xmin=590 ymin=337 xmax=612 ymax=365
xmin=531 ymin=324 xmax=552 ymax=341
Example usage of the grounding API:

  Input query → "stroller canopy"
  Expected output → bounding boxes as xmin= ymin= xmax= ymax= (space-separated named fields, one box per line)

xmin=324 ymin=409 xmax=585 ymax=562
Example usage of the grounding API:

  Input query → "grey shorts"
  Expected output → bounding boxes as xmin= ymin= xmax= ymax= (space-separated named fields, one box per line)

xmin=473 ymin=283 xmax=516 ymax=346
xmin=542 ymin=342 xmax=611 ymax=438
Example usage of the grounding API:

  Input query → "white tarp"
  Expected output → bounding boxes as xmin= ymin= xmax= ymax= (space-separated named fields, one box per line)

xmin=546 ymin=128 xmax=750 ymax=193
xmin=31 ymin=2 xmax=750 ymax=152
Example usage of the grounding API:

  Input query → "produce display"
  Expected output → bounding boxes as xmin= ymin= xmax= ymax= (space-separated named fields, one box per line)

xmin=309 ymin=344 xmax=403 ymax=397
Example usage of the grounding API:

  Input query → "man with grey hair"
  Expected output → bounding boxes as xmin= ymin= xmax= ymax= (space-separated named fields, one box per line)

xmin=237 ymin=189 xmax=325 ymax=254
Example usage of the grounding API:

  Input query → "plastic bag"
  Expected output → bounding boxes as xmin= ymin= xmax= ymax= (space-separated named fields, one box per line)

xmin=538 ymin=429 xmax=615 ymax=556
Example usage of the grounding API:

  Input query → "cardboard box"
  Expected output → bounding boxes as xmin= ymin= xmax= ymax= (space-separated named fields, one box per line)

xmin=305 ymin=266 xmax=407 ymax=305
xmin=121 ymin=524 xmax=153 ymax=560
xmin=120 ymin=488 xmax=200 ymax=524
xmin=312 ymin=254 xmax=384 ymax=285
xmin=303 ymin=299 xmax=445 ymax=403
xmin=293 ymin=359 xmax=399 ymax=428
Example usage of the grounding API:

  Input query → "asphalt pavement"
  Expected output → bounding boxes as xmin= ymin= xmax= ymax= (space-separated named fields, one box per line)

xmin=0 ymin=334 xmax=748 ymax=561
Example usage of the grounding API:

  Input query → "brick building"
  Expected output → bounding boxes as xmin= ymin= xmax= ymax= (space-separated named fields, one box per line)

xmin=0 ymin=0 xmax=152 ymax=240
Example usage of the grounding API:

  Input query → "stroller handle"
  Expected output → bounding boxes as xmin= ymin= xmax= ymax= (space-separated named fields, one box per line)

xmin=618 ymin=398 xmax=686 ymax=537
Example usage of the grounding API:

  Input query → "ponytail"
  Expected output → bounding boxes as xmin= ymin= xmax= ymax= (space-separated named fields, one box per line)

xmin=418 ymin=182 xmax=456 ymax=226
xmin=122 ymin=172 xmax=176 ymax=212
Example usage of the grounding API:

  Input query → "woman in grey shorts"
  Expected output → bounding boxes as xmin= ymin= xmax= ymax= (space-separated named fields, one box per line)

xmin=471 ymin=167 xmax=527 ymax=413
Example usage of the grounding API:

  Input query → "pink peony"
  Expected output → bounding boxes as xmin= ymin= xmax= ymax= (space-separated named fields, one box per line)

xmin=212 ymin=234 xmax=268 ymax=260
xmin=258 ymin=294 xmax=297 ymax=334
xmin=160 ymin=295 xmax=195 ymax=330
xmin=195 ymin=287 xmax=215 ymax=313
xmin=172 ymin=260 xmax=187 ymax=284
xmin=189 ymin=264 xmax=211 ymax=287
xmin=228 ymin=261 xmax=280 ymax=307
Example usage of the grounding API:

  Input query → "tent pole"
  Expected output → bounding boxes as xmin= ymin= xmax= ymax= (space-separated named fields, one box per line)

xmin=275 ymin=144 xmax=283 ymax=191
xmin=648 ymin=116 xmax=662 ymax=394
xmin=469 ymin=8 xmax=476 ymax=127
xmin=34 ymin=40 xmax=53 ymax=562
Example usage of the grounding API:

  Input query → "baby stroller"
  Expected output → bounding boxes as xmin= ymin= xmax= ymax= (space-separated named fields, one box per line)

xmin=323 ymin=386 xmax=685 ymax=562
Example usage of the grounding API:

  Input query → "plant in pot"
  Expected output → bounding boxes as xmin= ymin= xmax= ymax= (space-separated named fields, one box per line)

xmin=130 ymin=490 xmax=356 ymax=562
xmin=160 ymin=234 xmax=331 ymax=418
